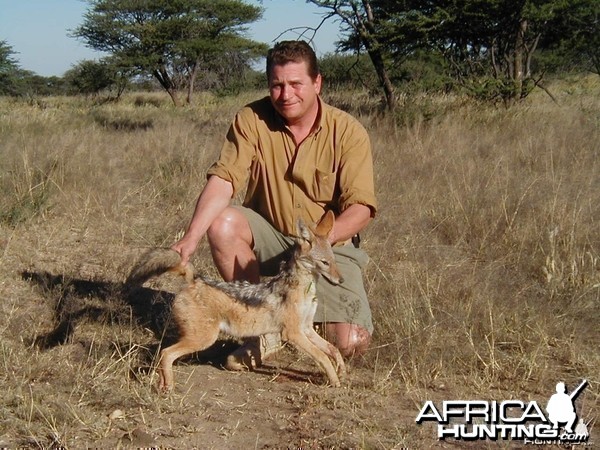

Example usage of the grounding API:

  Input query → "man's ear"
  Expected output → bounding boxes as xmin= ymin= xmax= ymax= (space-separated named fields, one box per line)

xmin=314 ymin=73 xmax=322 ymax=95
xmin=314 ymin=210 xmax=335 ymax=238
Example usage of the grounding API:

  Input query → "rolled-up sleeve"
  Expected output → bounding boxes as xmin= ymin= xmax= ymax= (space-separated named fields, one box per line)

xmin=338 ymin=120 xmax=378 ymax=216
xmin=207 ymin=109 xmax=256 ymax=196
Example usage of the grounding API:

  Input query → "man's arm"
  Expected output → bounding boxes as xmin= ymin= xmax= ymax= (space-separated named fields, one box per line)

xmin=329 ymin=203 xmax=372 ymax=245
xmin=171 ymin=175 xmax=233 ymax=264
xmin=329 ymin=112 xmax=376 ymax=246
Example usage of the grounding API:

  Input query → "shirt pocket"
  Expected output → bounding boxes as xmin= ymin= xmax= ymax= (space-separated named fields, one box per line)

xmin=308 ymin=168 xmax=336 ymax=202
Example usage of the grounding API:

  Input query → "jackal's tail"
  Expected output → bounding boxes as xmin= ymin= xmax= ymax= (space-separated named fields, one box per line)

xmin=126 ymin=248 xmax=194 ymax=286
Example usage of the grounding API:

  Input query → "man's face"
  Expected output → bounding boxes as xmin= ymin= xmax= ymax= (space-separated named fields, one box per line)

xmin=268 ymin=60 xmax=321 ymax=125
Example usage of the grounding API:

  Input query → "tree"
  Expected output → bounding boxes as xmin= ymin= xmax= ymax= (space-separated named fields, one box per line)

xmin=74 ymin=0 xmax=267 ymax=105
xmin=0 ymin=40 xmax=18 ymax=72
xmin=0 ymin=40 xmax=21 ymax=95
xmin=542 ymin=0 xmax=600 ymax=75
xmin=432 ymin=0 xmax=556 ymax=101
xmin=418 ymin=0 xmax=600 ymax=101
xmin=64 ymin=58 xmax=132 ymax=99
xmin=319 ymin=52 xmax=378 ymax=89
xmin=308 ymin=0 xmax=398 ymax=110
xmin=309 ymin=1 xmax=598 ymax=106
xmin=362 ymin=1 xmax=549 ymax=102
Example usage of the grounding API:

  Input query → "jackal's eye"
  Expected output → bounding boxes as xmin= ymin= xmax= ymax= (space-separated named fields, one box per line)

xmin=320 ymin=260 xmax=330 ymax=266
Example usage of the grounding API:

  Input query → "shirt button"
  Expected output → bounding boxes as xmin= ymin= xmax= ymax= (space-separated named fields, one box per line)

xmin=295 ymin=203 xmax=301 ymax=208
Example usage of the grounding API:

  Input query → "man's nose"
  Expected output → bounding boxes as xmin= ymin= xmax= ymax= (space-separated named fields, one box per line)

xmin=280 ymin=84 xmax=292 ymax=100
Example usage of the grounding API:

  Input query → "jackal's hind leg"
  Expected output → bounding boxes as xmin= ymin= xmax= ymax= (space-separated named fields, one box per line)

xmin=158 ymin=328 xmax=220 ymax=393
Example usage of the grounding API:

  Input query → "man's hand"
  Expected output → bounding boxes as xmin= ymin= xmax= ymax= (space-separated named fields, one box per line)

xmin=171 ymin=236 xmax=198 ymax=266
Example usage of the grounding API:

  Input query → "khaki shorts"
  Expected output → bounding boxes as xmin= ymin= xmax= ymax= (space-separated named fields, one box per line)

xmin=236 ymin=206 xmax=373 ymax=333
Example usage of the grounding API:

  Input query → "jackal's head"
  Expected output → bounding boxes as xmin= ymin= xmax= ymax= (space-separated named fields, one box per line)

xmin=295 ymin=211 xmax=343 ymax=285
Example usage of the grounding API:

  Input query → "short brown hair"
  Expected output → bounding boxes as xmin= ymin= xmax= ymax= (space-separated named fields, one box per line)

xmin=266 ymin=40 xmax=319 ymax=81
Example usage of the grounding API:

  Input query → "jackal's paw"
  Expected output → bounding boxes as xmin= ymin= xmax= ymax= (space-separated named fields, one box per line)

xmin=157 ymin=372 xmax=173 ymax=395
xmin=328 ymin=377 xmax=341 ymax=388
xmin=157 ymin=382 xmax=173 ymax=395
xmin=224 ymin=352 xmax=253 ymax=371
xmin=333 ymin=360 xmax=347 ymax=378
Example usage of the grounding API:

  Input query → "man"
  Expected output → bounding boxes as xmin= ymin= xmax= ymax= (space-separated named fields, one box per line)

xmin=172 ymin=40 xmax=377 ymax=370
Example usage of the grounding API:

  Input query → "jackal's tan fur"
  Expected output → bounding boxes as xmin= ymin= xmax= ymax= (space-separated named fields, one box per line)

xmin=127 ymin=211 xmax=346 ymax=392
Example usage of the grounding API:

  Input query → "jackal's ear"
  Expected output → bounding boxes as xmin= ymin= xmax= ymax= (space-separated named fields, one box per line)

xmin=296 ymin=218 xmax=312 ymax=242
xmin=314 ymin=210 xmax=335 ymax=237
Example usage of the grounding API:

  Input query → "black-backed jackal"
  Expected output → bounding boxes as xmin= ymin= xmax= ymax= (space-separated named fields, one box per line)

xmin=127 ymin=211 xmax=346 ymax=392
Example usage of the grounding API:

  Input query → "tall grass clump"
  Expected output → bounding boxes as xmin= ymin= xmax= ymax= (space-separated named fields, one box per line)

xmin=360 ymin=79 xmax=599 ymax=398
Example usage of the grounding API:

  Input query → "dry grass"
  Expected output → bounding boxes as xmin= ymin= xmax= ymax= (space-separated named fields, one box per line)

xmin=0 ymin=77 xmax=598 ymax=448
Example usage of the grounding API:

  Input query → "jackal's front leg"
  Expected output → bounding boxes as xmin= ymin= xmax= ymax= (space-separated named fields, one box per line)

xmin=287 ymin=330 xmax=341 ymax=387
xmin=306 ymin=328 xmax=346 ymax=379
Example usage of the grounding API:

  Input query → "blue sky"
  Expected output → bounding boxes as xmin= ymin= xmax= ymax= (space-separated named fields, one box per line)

xmin=0 ymin=0 xmax=342 ymax=77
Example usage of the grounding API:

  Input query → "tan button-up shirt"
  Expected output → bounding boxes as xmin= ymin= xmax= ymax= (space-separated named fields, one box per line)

xmin=207 ymin=96 xmax=378 ymax=236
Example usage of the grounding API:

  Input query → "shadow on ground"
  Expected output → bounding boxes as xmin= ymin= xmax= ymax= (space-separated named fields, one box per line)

xmin=20 ymin=270 xmax=239 ymax=368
